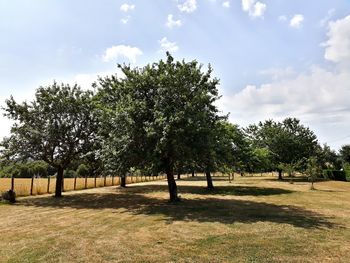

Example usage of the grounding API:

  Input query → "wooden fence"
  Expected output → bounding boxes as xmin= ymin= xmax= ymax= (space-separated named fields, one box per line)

xmin=0 ymin=175 xmax=167 ymax=197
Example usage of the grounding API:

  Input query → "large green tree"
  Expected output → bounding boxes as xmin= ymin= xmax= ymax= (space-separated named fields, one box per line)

xmin=245 ymin=118 xmax=318 ymax=179
xmin=96 ymin=53 xmax=222 ymax=201
xmin=1 ymin=82 xmax=98 ymax=197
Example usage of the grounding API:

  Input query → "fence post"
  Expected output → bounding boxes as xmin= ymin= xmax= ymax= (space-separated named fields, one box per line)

xmin=74 ymin=176 xmax=77 ymax=190
xmin=112 ymin=175 xmax=114 ymax=186
xmin=62 ymin=177 xmax=64 ymax=192
xmin=104 ymin=175 xmax=106 ymax=186
xmin=11 ymin=175 xmax=14 ymax=191
xmin=94 ymin=175 xmax=97 ymax=188
xmin=85 ymin=175 xmax=88 ymax=189
xmin=30 ymin=175 xmax=34 ymax=195
xmin=47 ymin=176 xmax=51 ymax=193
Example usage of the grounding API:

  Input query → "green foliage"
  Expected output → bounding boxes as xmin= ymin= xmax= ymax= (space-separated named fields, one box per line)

xmin=64 ymin=169 xmax=76 ymax=178
xmin=76 ymin=164 xmax=89 ymax=177
xmin=316 ymin=144 xmax=342 ymax=169
xmin=323 ymin=170 xmax=347 ymax=181
xmin=306 ymin=157 xmax=322 ymax=189
xmin=339 ymin=145 xmax=350 ymax=165
xmin=245 ymin=118 xmax=318 ymax=174
xmin=96 ymin=53 xmax=222 ymax=200
xmin=1 ymin=82 xmax=99 ymax=196
xmin=1 ymin=82 xmax=98 ymax=169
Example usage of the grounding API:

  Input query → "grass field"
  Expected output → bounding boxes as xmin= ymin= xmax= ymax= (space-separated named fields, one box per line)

xmin=1 ymin=175 xmax=349 ymax=263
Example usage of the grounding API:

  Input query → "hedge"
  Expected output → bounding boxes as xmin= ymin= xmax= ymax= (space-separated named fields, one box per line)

xmin=323 ymin=170 xmax=347 ymax=182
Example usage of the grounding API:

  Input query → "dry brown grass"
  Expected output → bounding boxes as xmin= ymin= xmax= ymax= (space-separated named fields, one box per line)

xmin=0 ymin=175 xmax=166 ymax=196
xmin=0 ymin=175 xmax=349 ymax=263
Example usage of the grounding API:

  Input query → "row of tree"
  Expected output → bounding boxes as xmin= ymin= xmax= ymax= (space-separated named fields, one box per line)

xmin=1 ymin=53 xmax=349 ymax=201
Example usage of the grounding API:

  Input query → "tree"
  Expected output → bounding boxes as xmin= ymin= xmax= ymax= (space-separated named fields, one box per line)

xmin=316 ymin=144 xmax=341 ymax=170
xmin=339 ymin=145 xmax=350 ymax=165
xmin=96 ymin=53 xmax=222 ymax=201
xmin=212 ymin=121 xmax=253 ymax=181
xmin=1 ymin=82 xmax=98 ymax=197
xmin=305 ymin=156 xmax=322 ymax=190
xmin=76 ymin=164 xmax=89 ymax=178
xmin=245 ymin=118 xmax=318 ymax=180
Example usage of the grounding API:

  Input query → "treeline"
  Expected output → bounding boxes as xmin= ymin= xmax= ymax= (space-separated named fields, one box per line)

xmin=1 ymin=53 xmax=349 ymax=201
xmin=0 ymin=161 xmax=96 ymax=179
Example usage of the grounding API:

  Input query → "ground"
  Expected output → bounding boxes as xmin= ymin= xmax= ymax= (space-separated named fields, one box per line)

xmin=0 ymin=175 xmax=349 ymax=263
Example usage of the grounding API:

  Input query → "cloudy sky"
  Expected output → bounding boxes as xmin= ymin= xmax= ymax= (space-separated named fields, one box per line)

xmin=1 ymin=0 xmax=350 ymax=150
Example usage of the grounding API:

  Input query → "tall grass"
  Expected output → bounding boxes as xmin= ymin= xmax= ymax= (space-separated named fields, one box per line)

xmin=0 ymin=175 xmax=166 ymax=197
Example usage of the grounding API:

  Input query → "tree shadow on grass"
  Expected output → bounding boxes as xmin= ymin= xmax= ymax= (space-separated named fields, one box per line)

xmin=17 ymin=187 xmax=339 ymax=230
xmin=123 ymin=183 xmax=294 ymax=197
xmin=181 ymin=185 xmax=294 ymax=196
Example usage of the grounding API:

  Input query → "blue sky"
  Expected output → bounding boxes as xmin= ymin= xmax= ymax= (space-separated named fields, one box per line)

xmin=1 ymin=0 xmax=350 ymax=150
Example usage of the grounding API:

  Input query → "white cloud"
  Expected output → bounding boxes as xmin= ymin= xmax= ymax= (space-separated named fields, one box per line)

xmin=290 ymin=14 xmax=304 ymax=28
xmin=320 ymin=9 xmax=335 ymax=27
xmin=120 ymin=16 xmax=131 ymax=24
xmin=222 ymin=1 xmax=230 ymax=8
xmin=278 ymin=15 xmax=287 ymax=22
xmin=166 ymin=14 xmax=182 ymax=29
xmin=217 ymin=15 xmax=350 ymax=149
xmin=159 ymin=37 xmax=179 ymax=53
xmin=241 ymin=0 xmax=266 ymax=18
xmin=259 ymin=67 xmax=296 ymax=81
xmin=177 ymin=0 xmax=197 ymax=13
xmin=324 ymin=15 xmax=350 ymax=65
xmin=102 ymin=45 xmax=143 ymax=63
xmin=120 ymin=3 xmax=135 ymax=12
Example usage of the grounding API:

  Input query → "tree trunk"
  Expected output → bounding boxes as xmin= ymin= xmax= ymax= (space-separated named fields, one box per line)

xmin=278 ymin=169 xmax=283 ymax=180
xmin=121 ymin=176 xmax=126 ymax=187
xmin=192 ymin=170 xmax=195 ymax=177
xmin=166 ymin=165 xmax=179 ymax=202
xmin=55 ymin=166 xmax=64 ymax=198
xmin=206 ymin=171 xmax=214 ymax=190
xmin=177 ymin=172 xmax=181 ymax=180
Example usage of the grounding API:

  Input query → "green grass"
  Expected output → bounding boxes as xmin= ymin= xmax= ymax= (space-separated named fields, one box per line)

xmin=0 ymin=175 xmax=349 ymax=262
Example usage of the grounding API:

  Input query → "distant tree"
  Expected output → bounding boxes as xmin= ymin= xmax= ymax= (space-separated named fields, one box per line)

xmin=76 ymin=164 xmax=89 ymax=178
xmin=96 ymin=53 xmax=222 ymax=201
xmin=213 ymin=121 xmax=253 ymax=177
xmin=245 ymin=118 xmax=318 ymax=180
xmin=339 ymin=145 xmax=350 ymax=165
xmin=305 ymin=156 xmax=322 ymax=190
xmin=316 ymin=144 xmax=341 ymax=170
xmin=30 ymin=161 xmax=48 ymax=177
xmin=1 ymin=82 xmax=98 ymax=197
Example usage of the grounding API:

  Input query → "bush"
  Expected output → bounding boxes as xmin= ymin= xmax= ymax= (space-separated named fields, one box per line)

xmin=76 ymin=164 xmax=89 ymax=178
xmin=1 ymin=190 xmax=16 ymax=203
xmin=64 ymin=169 xmax=76 ymax=178
xmin=323 ymin=170 xmax=347 ymax=181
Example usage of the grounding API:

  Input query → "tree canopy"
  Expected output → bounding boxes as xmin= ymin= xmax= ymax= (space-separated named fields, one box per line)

xmin=96 ymin=53 xmax=222 ymax=201
xmin=1 ymin=82 xmax=98 ymax=197
xmin=245 ymin=118 xmax=319 ymax=179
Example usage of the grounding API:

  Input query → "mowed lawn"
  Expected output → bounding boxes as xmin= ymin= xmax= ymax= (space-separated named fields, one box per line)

xmin=1 ymin=175 xmax=350 ymax=263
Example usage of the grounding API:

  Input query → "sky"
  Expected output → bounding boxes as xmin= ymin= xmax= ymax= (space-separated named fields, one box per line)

xmin=1 ymin=0 xmax=350 ymax=150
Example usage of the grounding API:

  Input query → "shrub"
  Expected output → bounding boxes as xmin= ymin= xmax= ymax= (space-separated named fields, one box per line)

xmin=64 ymin=169 xmax=76 ymax=178
xmin=323 ymin=170 xmax=347 ymax=181
xmin=76 ymin=164 xmax=89 ymax=178
xmin=1 ymin=190 xmax=16 ymax=203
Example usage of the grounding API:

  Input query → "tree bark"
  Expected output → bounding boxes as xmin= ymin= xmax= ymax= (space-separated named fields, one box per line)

xmin=206 ymin=171 xmax=214 ymax=190
xmin=121 ymin=176 xmax=126 ymax=187
xmin=55 ymin=166 xmax=64 ymax=198
xmin=166 ymin=165 xmax=179 ymax=202
xmin=278 ymin=169 xmax=283 ymax=180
